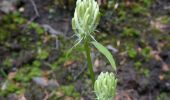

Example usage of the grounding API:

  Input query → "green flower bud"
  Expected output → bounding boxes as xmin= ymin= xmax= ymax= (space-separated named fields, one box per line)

xmin=94 ymin=72 xmax=117 ymax=100
xmin=72 ymin=0 xmax=100 ymax=39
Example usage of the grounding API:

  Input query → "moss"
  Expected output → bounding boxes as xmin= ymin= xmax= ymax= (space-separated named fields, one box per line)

xmin=59 ymin=85 xmax=80 ymax=98
xmin=0 ymin=29 xmax=10 ymax=42
xmin=157 ymin=92 xmax=170 ymax=100
xmin=134 ymin=61 xmax=150 ymax=77
xmin=122 ymin=27 xmax=140 ymax=37
xmin=0 ymin=80 xmax=24 ymax=96
xmin=132 ymin=3 xmax=147 ymax=15
xmin=0 ymin=12 xmax=26 ymax=42
xmin=140 ymin=0 xmax=153 ymax=8
xmin=160 ymin=16 xmax=170 ymax=24
xmin=128 ymin=48 xmax=137 ymax=58
xmin=14 ymin=66 xmax=42 ymax=82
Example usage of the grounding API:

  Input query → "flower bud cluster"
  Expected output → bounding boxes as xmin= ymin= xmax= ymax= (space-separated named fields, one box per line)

xmin=72 ymin=0 xmax=100 ymax=39
xmin=94 ymin=72 xmax=117 ymax=100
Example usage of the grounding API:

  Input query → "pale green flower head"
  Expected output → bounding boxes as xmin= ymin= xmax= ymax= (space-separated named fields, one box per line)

xmin=72 ymin=0 xmax=100 ymax=40
xmin=94 ymin=72 xmax=117 ymax=100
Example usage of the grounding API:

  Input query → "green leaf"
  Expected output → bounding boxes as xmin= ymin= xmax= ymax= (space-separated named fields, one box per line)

xmin=91 ymin=41 xmax=116 ymax=71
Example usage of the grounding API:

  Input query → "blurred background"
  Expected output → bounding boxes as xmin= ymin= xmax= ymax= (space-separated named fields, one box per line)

xmin=0 ymin=0 xmax=170 ymax=100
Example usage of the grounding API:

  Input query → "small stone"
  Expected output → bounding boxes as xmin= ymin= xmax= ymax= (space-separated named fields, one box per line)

xmin=47 ymin=79 xmax=59 ymax=89
xmin=32 ymin=77 xmax=48 ymax=87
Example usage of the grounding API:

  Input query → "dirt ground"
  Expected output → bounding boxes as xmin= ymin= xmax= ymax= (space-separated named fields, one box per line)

xmin=0 ymin=0 xmax=170 ymax=100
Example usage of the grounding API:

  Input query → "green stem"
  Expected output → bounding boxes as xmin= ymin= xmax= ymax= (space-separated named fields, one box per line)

xmin=84 ymin=41 xmax=95 ymax=86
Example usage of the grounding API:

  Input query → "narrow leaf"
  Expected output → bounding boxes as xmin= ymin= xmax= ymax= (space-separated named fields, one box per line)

xmin=91 ymin=41 xmax=116 ymax=71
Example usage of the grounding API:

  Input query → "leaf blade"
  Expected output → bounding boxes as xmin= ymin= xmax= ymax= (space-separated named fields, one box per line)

xmin=91 ymin=41 xmax=116 ymax=71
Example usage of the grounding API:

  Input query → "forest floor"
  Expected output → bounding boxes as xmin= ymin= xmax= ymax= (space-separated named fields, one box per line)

xmin=0 ymin=0 xmax=170 ymax=100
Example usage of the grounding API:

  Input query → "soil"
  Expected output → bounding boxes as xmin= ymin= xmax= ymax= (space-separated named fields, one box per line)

xmin=0 ymin=0 xmax=170 ymax=100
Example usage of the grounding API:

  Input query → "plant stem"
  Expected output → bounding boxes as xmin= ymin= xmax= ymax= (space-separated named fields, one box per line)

xmin=84 ymin=41 xmax=95 ymax=86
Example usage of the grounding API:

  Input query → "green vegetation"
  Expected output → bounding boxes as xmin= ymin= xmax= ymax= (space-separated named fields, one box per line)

xmin=0 ymin=12 xmax=25 ymax=42
xmin=60 ymin=85 xmax=80 ymax=98
xmin=71 ymin=0 xmax=116 ymax=85
xmin=128 ymin=48 xmax=137 ymax=58
xmin=160 ymin=16 xmax=170 ymax=24
xmin=122 ymin=27 xmax=140 ymax=37
xmin=157 ymin=92 xmax=170 ymax=100
xmin=71 ymin=0 xmax=117 ymax=99
xmin=3 ymin=58 xmax=13 ymax=68
xmin=0 ymin=80 xmax=24 ymax=96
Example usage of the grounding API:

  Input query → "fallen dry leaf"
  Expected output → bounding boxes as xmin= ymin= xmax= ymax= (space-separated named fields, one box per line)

xmin=94 ymin=58 xmax=100 ymax=68
xmin=64 ymin=96 xmax=74 ymax=100
xmin=56 ymin=91 xmax=64 ymax=98
xmin=115 ymin=91 xmax=132 ymax=100
xmin=17 ymin=94 xmax=27 ymax=100
xmin=64 ymin=60 xmax=74 ymax=67
xmin=159 ymin=75 xmax=164 ymax=81
xmin=8 ymin=72 xmax=16 ymax=80
xmin=162 ymin=63 xmax=169 ymax=72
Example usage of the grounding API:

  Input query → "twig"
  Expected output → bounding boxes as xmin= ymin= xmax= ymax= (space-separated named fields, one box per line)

xmin=29 ymin=0 xmax=40 ymax=17
xmin=21 ymin=15 xmax=37 ymax=31
xmin=21 ymin=0 xmax=40 ymax=30
xmin=42 ymin=24 xmax=64 ymax=36
xmin=73 ymin=62 xmax=88 ymax=80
